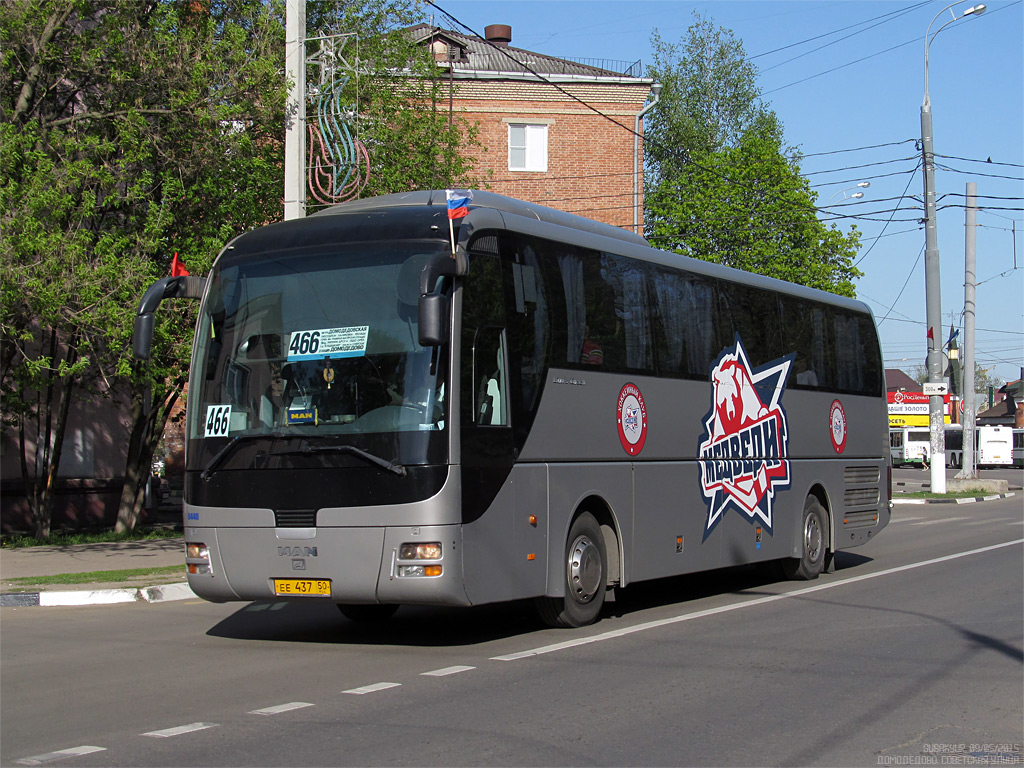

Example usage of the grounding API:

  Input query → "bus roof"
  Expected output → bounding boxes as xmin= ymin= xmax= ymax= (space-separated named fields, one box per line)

xmin=257 ymin=190 xmax=873 ymax=318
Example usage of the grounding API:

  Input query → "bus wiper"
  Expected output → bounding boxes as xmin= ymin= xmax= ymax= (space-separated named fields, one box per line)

xmin=201 ymin=434 xmax=298 ymax=481
xmin=201 ymin=437 xmax=242 ymax=482
xmin=292 ymin=443 xmax=407 ymax=477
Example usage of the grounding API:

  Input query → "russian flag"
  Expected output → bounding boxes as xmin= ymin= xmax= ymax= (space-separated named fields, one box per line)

xmin=446 ymin=189 xmax=473 ymax=219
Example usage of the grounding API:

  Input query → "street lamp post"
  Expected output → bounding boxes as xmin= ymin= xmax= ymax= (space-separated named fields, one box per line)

xmin=827 ymin=181 xmax=870 ymax=205
xmin=920 ymin=1 xmax=985 ymax=494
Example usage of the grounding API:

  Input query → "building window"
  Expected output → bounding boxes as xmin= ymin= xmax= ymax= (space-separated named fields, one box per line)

xmin=508 ymin=123 xmax=548 ymax=172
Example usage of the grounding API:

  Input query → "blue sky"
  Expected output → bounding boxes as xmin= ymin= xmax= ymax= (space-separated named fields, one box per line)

xmin=430 ymin=0 xmax=1024 ymax=387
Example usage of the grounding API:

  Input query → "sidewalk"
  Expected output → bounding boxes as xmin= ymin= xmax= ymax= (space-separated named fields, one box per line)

xmin=0 ymin=537 xmax=192 ymax=607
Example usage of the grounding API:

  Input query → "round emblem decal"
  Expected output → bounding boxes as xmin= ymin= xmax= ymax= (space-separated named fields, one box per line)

xmin=617 ymin=383 xmax=648 ymax=455
xmin=829 ymin=399 xmax=847 ymax=454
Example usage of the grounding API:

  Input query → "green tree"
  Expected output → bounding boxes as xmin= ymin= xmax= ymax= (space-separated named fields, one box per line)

xmin=643 ymin=14 xmax=860 ymax=298
xmin=2 ymin=0 xmax=478 ymax=536
xmin=646 ymin=113 xmax=862 ymax=297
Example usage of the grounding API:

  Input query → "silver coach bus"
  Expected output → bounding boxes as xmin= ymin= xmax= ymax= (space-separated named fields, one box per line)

xmin=133 ymin=190 xmax=890 ymax=628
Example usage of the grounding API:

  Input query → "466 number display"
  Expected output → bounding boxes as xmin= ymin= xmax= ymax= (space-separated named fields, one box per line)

xmin=205 ymin=404 xmax=232 ymax=437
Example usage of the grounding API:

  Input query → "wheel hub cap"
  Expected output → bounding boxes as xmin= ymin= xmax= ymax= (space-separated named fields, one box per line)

xmin=568 ymin=534 xmax=601 ymax=603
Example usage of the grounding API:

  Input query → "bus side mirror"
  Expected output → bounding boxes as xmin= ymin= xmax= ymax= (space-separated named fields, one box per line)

xmin=418 ymin=293 xmax=449 ymax=347
xmin=133 ymin=314 xmax=157 ymax=359
xmin=132 ymin=275 xmax=207 ymax=360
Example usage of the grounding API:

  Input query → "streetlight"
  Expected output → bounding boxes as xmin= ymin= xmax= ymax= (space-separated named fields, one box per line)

xmin=920 ymin=1 xmax=985 ymax=494
xmin=827 ymin=181 xmax=870 ymax=204
xmin=634 ymin=82 xmax=662 ymax=235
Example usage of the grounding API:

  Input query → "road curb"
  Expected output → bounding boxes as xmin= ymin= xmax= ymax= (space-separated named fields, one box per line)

xmin=892 ymin=491 xmax=1017 ymax=505
xmin=0 ymin=581 xmax=196 ymax=608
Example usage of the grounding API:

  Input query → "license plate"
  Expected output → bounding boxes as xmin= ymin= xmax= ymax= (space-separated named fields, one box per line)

xmin=273 ymin=578 xmax=331 ymax=596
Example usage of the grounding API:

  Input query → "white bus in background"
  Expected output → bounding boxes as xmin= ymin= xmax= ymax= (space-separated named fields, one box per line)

xmin=943 ymin=424 xmax=1015 ymax=468
xmin=977 ymin=425 xmax=1013 ymax=468
xmin=890 ymin=427 xmax=931 ymax=467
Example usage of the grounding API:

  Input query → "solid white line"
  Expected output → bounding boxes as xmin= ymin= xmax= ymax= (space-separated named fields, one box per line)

xmin=16 ymin=746 xmax=106 ymax=765
xmin=912 ymin=516 xmax=971 ymax=526
xmin=490 ymin=538 xmax=1024 ymax=662
xmin=963 ymin=518 xmax=1015 ymax=525
xmin=343 ymin=682 xmax=401 ymax=695
xmin=421 ymin=666 xmax=476 ymax=677
xmin=141 ymin=722 xmax=219 ymax=738
xmin=249 ymin=702 xmax=314 ymax=715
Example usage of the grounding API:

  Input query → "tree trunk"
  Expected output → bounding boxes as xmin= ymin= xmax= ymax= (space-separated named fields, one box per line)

xmin=115 ymin=383 xmax=179 ymax=532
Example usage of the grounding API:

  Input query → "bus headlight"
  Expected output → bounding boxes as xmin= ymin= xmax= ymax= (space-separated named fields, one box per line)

xmin=186 ymin=542 xmax=211 ymax=575
xmin=397 ymin=542 xmax=442 ymax=577
xmin=399 ymin=542 xmax=441 ymax=560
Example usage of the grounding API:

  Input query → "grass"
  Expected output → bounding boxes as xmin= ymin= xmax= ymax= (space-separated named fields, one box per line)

xmin=3 ymin=565 xmax=185 ymax=589
xmin=1 ymin=527 xmax=182 ymax=549
xmin=901 ymin=490 xmax=1004 ymax=499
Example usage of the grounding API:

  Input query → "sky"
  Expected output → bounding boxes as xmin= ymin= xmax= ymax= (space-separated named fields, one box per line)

xmin=428 ymin=0 xmax=1024 ymax=387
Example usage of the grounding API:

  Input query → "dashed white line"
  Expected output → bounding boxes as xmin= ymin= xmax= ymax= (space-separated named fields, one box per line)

xmin=490 ymin=538 xmax=1024 ymax=662
xmin=141 ymin=722 xmax=219 ymax=738
xmin=249 ymin=702 xmax=314 ymax=715
xmin=16 ymin=746 xmax=106 ymax=765
xmin=892 ymin=516 xmax=926 ymax=523
xmin=343 ymin=682 xmax=401 ymax=695
xmin=421 ymin=665 xmax=476 ymax=677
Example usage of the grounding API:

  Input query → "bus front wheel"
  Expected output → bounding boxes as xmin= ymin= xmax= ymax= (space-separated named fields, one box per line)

xmin=536 ymin=512 xmax=607 ymax=628
xmin=782 ymin=496 xmax=828 ymax=581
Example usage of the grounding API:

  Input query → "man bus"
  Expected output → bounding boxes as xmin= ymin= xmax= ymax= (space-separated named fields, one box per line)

xmin=133 ymin=190 xmax=891 ymax=627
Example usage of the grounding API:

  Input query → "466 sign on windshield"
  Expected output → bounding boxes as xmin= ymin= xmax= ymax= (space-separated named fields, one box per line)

xmin=287 ymin=326 xmax=369 ymax=361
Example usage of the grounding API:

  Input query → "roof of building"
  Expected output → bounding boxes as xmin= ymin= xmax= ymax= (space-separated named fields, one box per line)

xmin=885 ymin=369 xmax=921 ymax=393
xmin=406 ymin=23 xmax=645 ymax=79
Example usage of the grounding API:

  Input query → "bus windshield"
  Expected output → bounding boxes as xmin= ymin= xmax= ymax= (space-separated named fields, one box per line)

xmin=186 ymin=240 xmax=451 ymax=474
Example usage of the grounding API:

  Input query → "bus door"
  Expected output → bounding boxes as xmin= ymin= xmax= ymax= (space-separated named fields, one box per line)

xmin=459 ymin=248 xmax=547 ymax=604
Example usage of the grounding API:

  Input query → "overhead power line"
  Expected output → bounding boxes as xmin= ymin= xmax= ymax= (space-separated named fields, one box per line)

xmin=425 ymin=0 xmax=899 ymax=228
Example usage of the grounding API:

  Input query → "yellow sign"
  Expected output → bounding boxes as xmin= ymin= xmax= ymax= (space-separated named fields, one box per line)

xmin=888 ymin=414 xmax=952 ymax=427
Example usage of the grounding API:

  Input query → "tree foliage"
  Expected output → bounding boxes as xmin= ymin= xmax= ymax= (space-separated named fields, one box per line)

xmin=644 ymin=13 xmax=860 ymax=298
xmin=1 ymin=0 xmax=477 ymax=536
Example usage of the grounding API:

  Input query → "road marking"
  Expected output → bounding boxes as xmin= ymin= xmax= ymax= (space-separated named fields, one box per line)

xmin=491 ymin=538 xmax=1024 ymax=662
xmin=16 ymin=747 xmax=106 ymax=765
xmin=892 ymin=516 xmax=926 ymax=523
xmin=249 ymin=702 xmax=314 ymax=715
xmin=963 ymin=517 xmax=1016 ymax=525
xmin=141 ymin=723 xmax=219 ymax=738
xmin=421 ymin=666 xmax=476 ymax=677
xmin=343 ymin=682 xmax=401 ymax=695
xmin=911 ymin=516 xmax=971 ymax=526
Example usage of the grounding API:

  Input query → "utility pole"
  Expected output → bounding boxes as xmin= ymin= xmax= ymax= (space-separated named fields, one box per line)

xmin=957 ymin=182 xmax=978 ymax=478
xmin=284 ymin=0 xmax=306 ymax=220
xmin=919 ymin=2 xmax=986 ymax=493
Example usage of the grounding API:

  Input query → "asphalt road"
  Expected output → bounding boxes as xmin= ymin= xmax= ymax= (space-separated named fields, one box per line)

xmin=2 ymin=496 xmax=1021 ymax=767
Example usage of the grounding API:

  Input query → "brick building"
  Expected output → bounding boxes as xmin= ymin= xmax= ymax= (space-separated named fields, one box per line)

xmin=408 ymin=23 xmax=657 ymax=233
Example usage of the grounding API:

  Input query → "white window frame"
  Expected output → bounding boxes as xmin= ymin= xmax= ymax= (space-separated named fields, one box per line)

xmin=506 ymin=120 xmax=551 ymax=172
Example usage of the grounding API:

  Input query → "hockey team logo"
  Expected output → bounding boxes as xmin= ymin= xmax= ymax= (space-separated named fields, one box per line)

xmin=698 ymin=338 xmax=792 ymax=538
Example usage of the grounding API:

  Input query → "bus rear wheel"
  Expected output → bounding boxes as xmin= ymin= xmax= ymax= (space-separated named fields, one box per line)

xmin=782 ymin=496 xmax=828 ymax=581
xmin=536 ymin=512 xmax=607 ymax=628
xmin=336 ymin=604 xmax=399 ymax=623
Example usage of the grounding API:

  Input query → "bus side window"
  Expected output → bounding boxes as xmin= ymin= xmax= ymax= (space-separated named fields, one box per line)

xmin=474 ymin=327 xmax=508 ymax=426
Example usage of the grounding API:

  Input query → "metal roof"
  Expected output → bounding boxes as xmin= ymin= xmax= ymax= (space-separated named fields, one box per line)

xmin=406 ymin=23 xmax=644 ymax=79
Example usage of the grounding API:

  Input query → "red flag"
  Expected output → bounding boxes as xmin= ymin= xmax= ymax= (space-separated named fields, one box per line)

xmin=170 ymin=252 xmax=189 ymax=277
xmin=926 ymin=326 xmax=934 ymax=341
